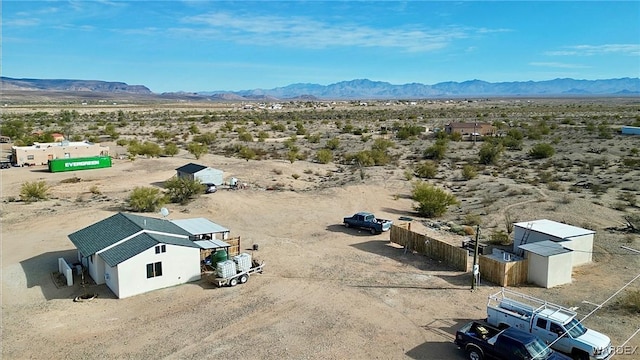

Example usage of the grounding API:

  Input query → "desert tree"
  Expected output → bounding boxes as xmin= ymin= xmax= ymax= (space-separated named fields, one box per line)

xmin=187 ymin=142 xmax=208 ymax=160
xmin=411 ymin=181 xmax=459 ymax=217
xmin=127 ymin=186 xmax=166 ymax=212
xmin=478 ymin=141 xmax=504 ymax=165
xmin=163 ymin=143 xmax=179 ymax=157
xmin=164 ymin=177 xmax=205 ymax=205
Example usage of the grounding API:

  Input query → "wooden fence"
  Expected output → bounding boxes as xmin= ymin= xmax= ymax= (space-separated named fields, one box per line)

xmin=390 ymin=224 xmax=470 ymax=272
xmin=478 ymin=255 xmax=528 ymax=287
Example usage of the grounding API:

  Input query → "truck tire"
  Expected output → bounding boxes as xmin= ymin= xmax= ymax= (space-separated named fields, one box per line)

xmin=239 ymin=274 xmax=248 ymax=284
xmin=571 ymin=350 xmax=589 ymax=360
xmin=344 ymin=222 xmax=350 ymax=228
xmin=465 ymin=346 xmax=483 ymax=360
xmin=229 ymin=278 xmax=238 ymax=287
xmin=370 ymin=228 xmax=377 ymax=235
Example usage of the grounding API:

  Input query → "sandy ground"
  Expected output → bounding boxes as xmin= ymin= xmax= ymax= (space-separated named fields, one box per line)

xmin=1 ymin=148 xmax=639 ymax=359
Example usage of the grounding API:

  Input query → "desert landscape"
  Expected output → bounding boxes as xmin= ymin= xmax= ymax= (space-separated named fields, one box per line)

xmin=1 ymin=96 xmax=639 ymax=359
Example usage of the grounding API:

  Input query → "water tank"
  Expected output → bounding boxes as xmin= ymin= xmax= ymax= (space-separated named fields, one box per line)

xmin=210 ymin=250 xmax=228 ymax=266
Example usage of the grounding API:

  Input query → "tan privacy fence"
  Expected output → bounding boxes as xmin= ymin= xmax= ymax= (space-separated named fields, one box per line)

xmin=478 ymin=255 xmax=528 ymax=287
xmin=390 ymin=223 xmax=470 ymax=272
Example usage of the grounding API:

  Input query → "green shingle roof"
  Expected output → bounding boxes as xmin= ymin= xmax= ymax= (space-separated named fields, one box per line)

xmin=68 ymin=212 xmax=193 ymax=258
xmin=100 ymin=233 xmax=157 ymax=267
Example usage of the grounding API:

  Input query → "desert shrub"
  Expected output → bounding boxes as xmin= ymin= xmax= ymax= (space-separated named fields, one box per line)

xmin=411 ymin=182 xmax=459 ymax=217
xmin=488 ymin=230 xmax=511 ymax=245
xmin=187 ymin=142 xmax=208 ymax=159
xmin=464 ymin=213 xmax=482 ymax=226
xmin=478 ymin=141 xmax=504 ymax=165
xmin=239 ymin=146 xmax=256 ymax=161
xmin=449 ymin=132 xmax=462 ymax=142
xmin=127 ymin=186 xmax=166 ymax=212
xmin=424 ymin=138 xmax=448 ymax=161
xmin=129 ymin=141 xmax=162 ymax=158
xmin=461 ymin=164 xmax=477 ymax=180
xmin=325 ymin=137 xmax=340 ymax=150
xmin=462 ymin=226 xmax=476 ymax=236
xmin=272 ymin=168 xmax=283 ymax=175
xmin=292 ymin=173 xmax=300 ymax=180
xmin=529 ymin=143 xmax=555 ymax=159
xmin=238 ymin=132 xmax=253 ymax=142
xmin=89 ymin=185 xmax=101 ymax=195
xmin=192 ymin=132 xmax=217 ymax=145
xmin=316 ymin=149 xmax=333 ymax=164
xmin=617 ymin=192 xmax=637 ymax=207
xmin=613 ymin=290 xmax=640 ymax=313
xmin=164 ymin=177 xmax=205 ymax=205
xmin=415 ymin=161 xmax=438 ymax=179
xmin=164 ymin=143 xmax=179 ymax=156
xmin=60 ymin=177 xmax=82 ymax=184
xmin=20 ymin=181 xmax=49 ymax=202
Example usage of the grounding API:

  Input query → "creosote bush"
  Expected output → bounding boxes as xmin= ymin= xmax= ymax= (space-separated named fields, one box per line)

xmin=20 ymin=181 xmax=49 ymax=202
xmin=127 ymin=186 xmax=166 ymax=212
xmin=411 ymin=181 xmax=459 ymax=217
xmin=164 ymin=177 xmax=205 ymax=205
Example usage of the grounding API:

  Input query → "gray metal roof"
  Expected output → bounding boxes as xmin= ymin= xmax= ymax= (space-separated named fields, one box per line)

xmin=514 ymin=219 xmax=594 ymax=239
xmin=68 ymin=212 xmax=194 ymax=258
xmin=519 ymin=240 xmax=572 ymax=257
xmin=194 ymin=239 xmax=232 ymax=249
xmin=171 ymin=218 xmax=229 ymax=235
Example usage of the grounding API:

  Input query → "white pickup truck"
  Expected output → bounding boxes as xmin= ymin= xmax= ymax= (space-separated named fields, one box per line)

xmin=486 ymin=288 xmax=612 ymax=360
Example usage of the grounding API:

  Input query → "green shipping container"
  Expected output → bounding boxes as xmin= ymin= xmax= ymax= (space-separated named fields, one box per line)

xmin=48 ymin=156 xmax=112 ymax=173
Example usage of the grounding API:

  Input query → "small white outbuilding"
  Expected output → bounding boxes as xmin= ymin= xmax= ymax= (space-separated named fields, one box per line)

xmin=176 ymin=163 xmax=224 ymax=185
xmin=519 ymin=240 xmax=573 ymax=288
xmin=513 ymin=219 xmax=594 ymax=267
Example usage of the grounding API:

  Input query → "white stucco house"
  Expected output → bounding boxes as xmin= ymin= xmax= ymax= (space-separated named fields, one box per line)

xmin=176 ymin=163 xmax=224 ymax=186
xmin=68 ymin=212 xmax=231 ymax=298
xmin=514 ymin=219 xmax=594 ymax=267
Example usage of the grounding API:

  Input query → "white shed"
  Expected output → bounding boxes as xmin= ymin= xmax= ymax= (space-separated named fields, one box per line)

xmin=176 ymin=163 xmax=224 ymax=185
xmin=513 ymin=219 xmax=594 ymax=266
xmin=519 ymin=240 xmax=573 ymax=288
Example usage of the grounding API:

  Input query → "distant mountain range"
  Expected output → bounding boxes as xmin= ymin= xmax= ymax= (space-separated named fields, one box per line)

xmin=2 ymin=76 xmax=639 ymax=100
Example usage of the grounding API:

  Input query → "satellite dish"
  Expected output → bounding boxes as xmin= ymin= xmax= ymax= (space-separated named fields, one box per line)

xmin=160 ymin=207 xmax=170 ymax=219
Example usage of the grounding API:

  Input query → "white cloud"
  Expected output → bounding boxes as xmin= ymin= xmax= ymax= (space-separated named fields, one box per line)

xmin=177 ymin=12 xmax=498 ymax=52
xmin=546 ymin=44 xmax=640 ymax=56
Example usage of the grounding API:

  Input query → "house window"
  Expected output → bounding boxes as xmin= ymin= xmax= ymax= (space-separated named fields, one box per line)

xmin=146 ymin=262 xmax=163 ymax=278
xmin=155 ymin=245 xmax=166 ymax=254
xmin=27 ymin=155 xmax=34 ymax=160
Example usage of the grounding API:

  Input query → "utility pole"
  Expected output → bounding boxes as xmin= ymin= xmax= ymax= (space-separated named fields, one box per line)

xmin=471 ymin=225 xmax=480 ymax=291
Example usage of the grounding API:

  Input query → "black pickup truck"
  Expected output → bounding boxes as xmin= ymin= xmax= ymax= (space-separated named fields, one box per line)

xmin=454 ymin=321 xmax=572 ymax=360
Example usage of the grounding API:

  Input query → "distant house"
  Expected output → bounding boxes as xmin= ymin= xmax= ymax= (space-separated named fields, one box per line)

xmin=68 ymin=212 xmax=232 ymax=298
xmin=176 ymin=163 xmax=224 ymax=185
xmin=11 ymin=140 xmax=110 ymax=166
xmin=445 ymin=122 xmax=495 ymax=136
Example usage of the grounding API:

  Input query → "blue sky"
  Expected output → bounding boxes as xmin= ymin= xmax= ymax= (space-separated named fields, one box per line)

xmin=3 ymin=1 xmax=639 ymax=93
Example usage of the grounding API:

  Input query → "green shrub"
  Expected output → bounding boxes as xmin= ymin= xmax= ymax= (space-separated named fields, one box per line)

xmin=164 ymin=177 xmax=205 ymax=205
xmin=316 ymin=149 xmax=333 ymax=164
xmin=478 ymin=141 xmax=504 ymax=165
xmin=411 ymin=182 xmax=459 ymax=217
xmin=20 ymin=181 xmax=49 ymax=202
xmin=529 ymin=143 xmax=555 ymax=159
xmin=187 ymin=142 xmax=208 ymax=159
xmin=127 ymin=187 xmax=166 ymax=212
xmin=461 ymin=164 xmax=477 ymax=180
xmin=164 ymin=143 xmax=179 ymax=156
xmin=415 ymin=161 xmax=438 ymax=179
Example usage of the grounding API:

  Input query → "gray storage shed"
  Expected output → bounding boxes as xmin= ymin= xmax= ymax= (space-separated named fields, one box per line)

xmin=176 ymin=163 xmax=224 ymax=185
